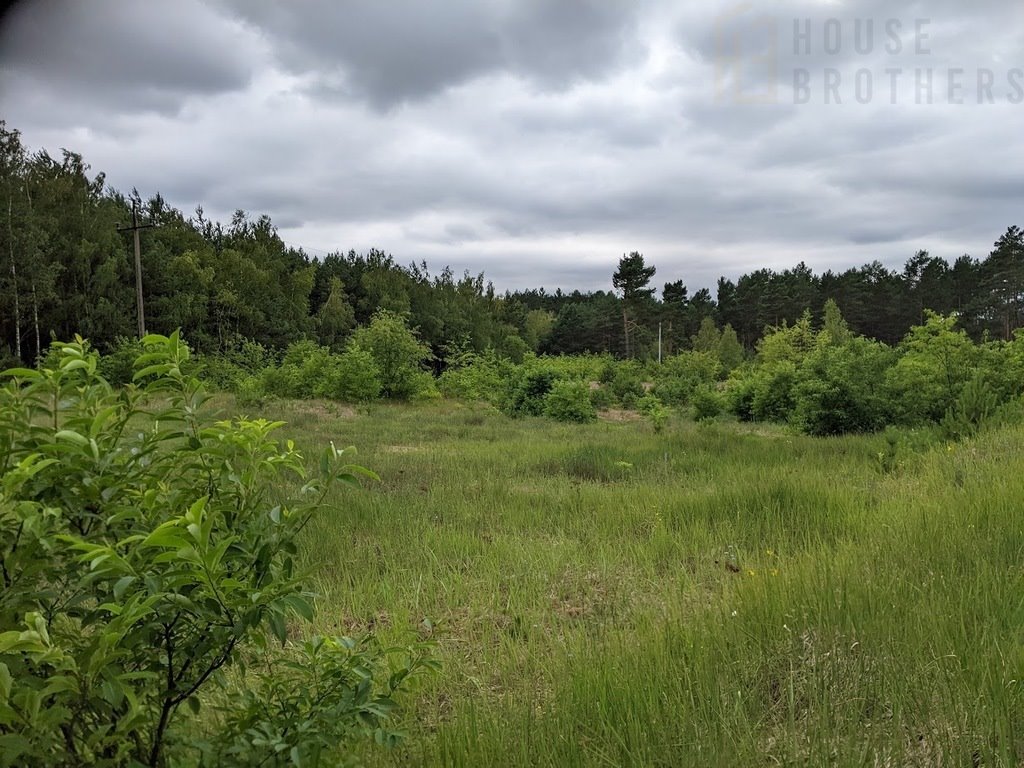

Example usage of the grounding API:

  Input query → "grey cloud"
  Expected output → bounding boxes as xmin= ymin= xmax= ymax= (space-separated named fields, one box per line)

xmin=220 ymin=0 xmax=648 ymax=109
xmin=0 ymin=0 xmax=255 ymax=114
xmin=846 ymin=227 xmax=913 ymax=246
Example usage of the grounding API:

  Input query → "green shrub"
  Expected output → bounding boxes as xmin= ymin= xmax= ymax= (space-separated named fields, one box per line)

xmin=638 ymin=394 xmax=669 ymax=432
xmin=200 ymin=339 xmax=276 ymax=393
xmin=610 ymin=361 xmax=644 ymax=405
xmin=505 ymin=367 xmax=560 ymax=417
xmin=260 ymin=362 xmax=299 ymax=399
xmin=350 ymin=311 xmax=433 ymax=400
xmin=316 ymin=345 xmax=383 ymax=403
xmin=199 ymin=355 xmax=248 ymax=392
xmin=408 ymin=370 xmax=441 ymax=402
xmin=543 ymin=380 xmax=597 ymax=423
xmin=589 ymin=384 xmax=615 ymax=410
xmin=691 ymin=386 xmax=725 ymax=422
xmin=650 ymin=352 xmax=721 ymax=406
xmin=236 ymin=374 xmax=269 ymax=409
xmin=885 ymin=313 xmax=976 ymax=425
xmin=0 ymin=334 xmax=431 ymax=766
xmin=200 ymin=635 xmax=434 ymax=766
xmin=725 ymin=370 xmax=757 ymax=421
xmin=791 ymin=338 xmax=894 ymax=436
xmin=438 ymin=351 xmax=509 ymax=403
xmin=940 ymin=374 xmax=999 ymax=441
xmin=750 ymin=362 xmax=798 ymax=422
xmin=97 ymin=335 xmax=145 ymax=386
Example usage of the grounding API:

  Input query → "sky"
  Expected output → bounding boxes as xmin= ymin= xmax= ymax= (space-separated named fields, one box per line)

xmin=0 ymin=0 xmax=1021 ymax=294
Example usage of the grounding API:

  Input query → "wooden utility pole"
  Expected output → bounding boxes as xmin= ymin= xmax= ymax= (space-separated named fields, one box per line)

xmin=118 ymin=202 xmax=155 ymax=338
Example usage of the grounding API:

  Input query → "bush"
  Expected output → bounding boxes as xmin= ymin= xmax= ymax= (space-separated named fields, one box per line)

xmin=316 ymin=345 xmax=383 ymax=403
xmin=200 ymin=339 xmax=276 ymax=393
xmin=609 ymin=361 xmax=644 ymax=406
xmin=505 ymin=367 xmax=560 ymax=417
xmin=589 ymin=384 xmax=615 ymax=410
xmin=408 ymin=370 xmax=441 ymax=402
xmin=438 ymin=351 xmax=509 ymax=404
xmin=750 ymin=362 xmax=799 ymax=422
xmin=940 ymin=374 xmax=999 ymax=441
xmin=885 ymin=313 xmax=976 ymax=425
xmin=725 ymin=370 xmax=757 ymax=421
xmin=691 ymin=386 xmax=725 ymax=422
xmin=236 ymin=373 xmax=269 ymax=409
xmin=97 ymin=335 xmax=145 ymax=386
xmin=0 ymin=334 xmax=431 ymax=766
xmin=200 ymin=635 xmax=434 ymax=766
xmin=791 ymin=338 xmax=894 ymax=436
xmin=638 ymin=394 xmax=669 ymax=432
xmin=350 ymin=311 xmax=433 ymax=400
xmin=543 ymin=380 xmax=597 ymax=423
xmin=650 ymin=352 xmax=721 ymax=406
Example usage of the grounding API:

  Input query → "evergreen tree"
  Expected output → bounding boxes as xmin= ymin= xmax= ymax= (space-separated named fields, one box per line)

xmin=717 ymin=323 xmax=744 ymax=371
xmin=821 ymin=298 xmax=850 ymax=345
xmin=692 ymin=317 xmax=720 ymax=353
xmin=612 ymin=251 xmax=655 ymax=358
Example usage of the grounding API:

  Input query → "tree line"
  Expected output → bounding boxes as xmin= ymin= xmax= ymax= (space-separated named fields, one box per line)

xmin=2 ymin=121 xmax=1021 ymax=368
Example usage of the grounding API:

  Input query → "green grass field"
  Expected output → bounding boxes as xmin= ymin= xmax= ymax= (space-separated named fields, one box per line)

xmin=239 ymin=396 xmax=1024 ymax=766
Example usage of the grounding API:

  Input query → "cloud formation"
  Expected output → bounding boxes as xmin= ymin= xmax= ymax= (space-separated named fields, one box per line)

xmin=1 ymin=0 xmax=1021 ymax=293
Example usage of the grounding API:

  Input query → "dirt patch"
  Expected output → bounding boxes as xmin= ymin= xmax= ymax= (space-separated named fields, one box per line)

xmin=383 ymin=444 xmax=422 ymax=454
xmin=598 ymin=408 xmax=643 ymax=423
xmin=286 ymin=400 xmax=357 ymax=420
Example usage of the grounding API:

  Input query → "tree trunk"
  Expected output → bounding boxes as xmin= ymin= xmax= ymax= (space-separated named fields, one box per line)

xmin=622 ymin=306 xmax=630 ymax=358
xmin=7 ymin=195 xmax=21 ymax=361
xmin=32 ymin=279 xmax=40 ymax=361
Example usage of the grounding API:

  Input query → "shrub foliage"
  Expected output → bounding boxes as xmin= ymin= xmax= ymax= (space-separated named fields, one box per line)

xmin=0 ymin=333 xmax=432 ymax=767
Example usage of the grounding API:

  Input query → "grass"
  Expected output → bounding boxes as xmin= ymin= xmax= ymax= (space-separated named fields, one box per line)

xmin=226 ymin=396 xmax=1024 ymax=766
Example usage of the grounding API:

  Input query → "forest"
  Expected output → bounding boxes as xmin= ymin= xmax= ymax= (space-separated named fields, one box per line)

xmin=2 ymin=121 xmax=1022 ymax=372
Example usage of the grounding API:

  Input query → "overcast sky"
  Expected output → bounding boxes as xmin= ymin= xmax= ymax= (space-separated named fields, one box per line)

xmin=1 ymin=0 xmax=1021 ymax=294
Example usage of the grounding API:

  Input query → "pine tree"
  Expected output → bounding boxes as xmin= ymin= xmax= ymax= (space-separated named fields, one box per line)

xmin=612 ymin=252 xmax=655 ymax=358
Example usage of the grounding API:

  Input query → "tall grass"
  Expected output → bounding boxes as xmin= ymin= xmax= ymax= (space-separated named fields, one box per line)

xmin=234 ymin=396 xmax=1024 ymax=766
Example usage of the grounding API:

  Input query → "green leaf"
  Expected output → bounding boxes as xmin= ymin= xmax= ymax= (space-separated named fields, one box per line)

xmin=284 ymin=594 xmax=315 ymax=621
xmin=0 ymin=367 xmax=40 ymax=379
xmin=89 ymin=405 xmax=121 ymax=438
xmin=269 ymin=612 xmax=288 ymax=644
xmin=133 ymin=363 xmax=170 ymax=381
xmin=54 ymin=429 xmax=90 ymax=447
xmin=142 ymin=522 xmax=189 ymax=550
xmin=0 ymin=662 xmax=11 ymax=703
xmin=113 ymin=575 xmax=136 ymax=601
xmin=340 ymin=464 xmax=380 ymax=482
xmin=40 ymin=675 xmax=79 ymax=698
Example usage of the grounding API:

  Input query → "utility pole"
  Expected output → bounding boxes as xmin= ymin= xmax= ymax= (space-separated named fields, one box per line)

xmin=117 ymin=201 xmax=156 ymax=338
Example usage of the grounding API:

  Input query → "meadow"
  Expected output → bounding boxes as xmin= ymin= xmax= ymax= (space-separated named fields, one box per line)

xmin=244 ymin=396 xmax=1024 ymax=767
